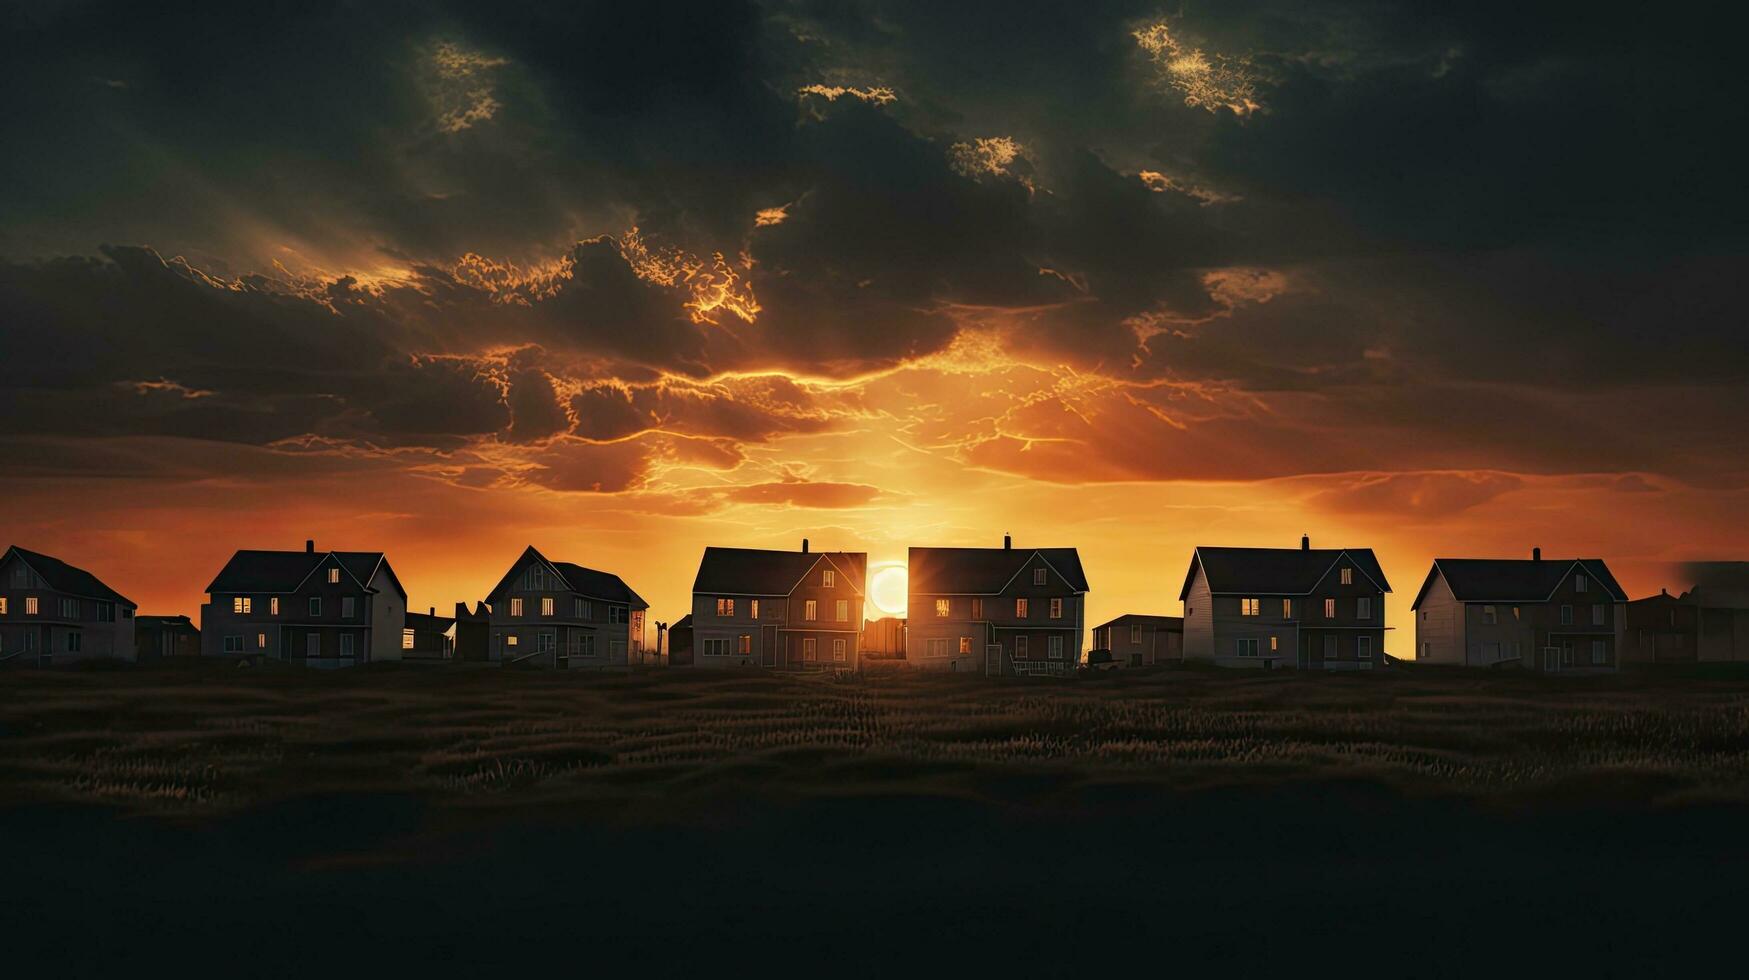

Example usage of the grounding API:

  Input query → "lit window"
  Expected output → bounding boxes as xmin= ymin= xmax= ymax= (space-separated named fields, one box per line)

xmin=959 ymin=636 xmax=972 ymax=654
xmin=1048 ymin=636 xmax=1063 ymax=660
xmin=716 ymin=598 xmax=734 ymax=617
xmin=511 ymin=597 xmax=524 ymax=616
xmin=270 ymin=597 xmax=279 ymax=615
xmin=1033 ymin=569 xmax=1046 ymax=586
xmin=1357 ymin=597 xmax=1372 ymax=620
xmin=1049 ymin=598 xmax=1063 ymax=619
xmin=823 ymin=570 xmax=836 ymax=588
xmin=833 ymin=639 xmax=846 ymax=661
xmin=805 ymin=599 xmax=817 ymax=621
xmin=0 ymin=597 xmax=6 ymax=615
xmin=1241 ymin=598 xmax=1260 ymax=616
xmin=506 ymin=635 xmax=518 ymax=647
xmin=1324 ymin=598 xmax=1336 ymax=618
xmin=328 ymin=568 xmax=340 ymax=584
xmin=541 ymin=597 xmax=555 ymax=616
xmin=1282 ymin=599 xmax=1293 ymax=619
xmin=1482 ymin=605 xmax=1497 ymax=625
xmin=402 ymin=629 xmax=414 ymax=649
xmin=738 ymin=634 xmax=752 ymax=655
xmin=1015 ymin=636 xmax=1029 ymax=659
xmin=1341 ymin=567 xmax=1353 ymax=585
xmin=233 ymin=596 xmax=252 ymax=614
xmin=1358 ymin=637 xmax=1373 ymax=659
xmin=257 ymin=633 xmax=266 ymax=649
xmin=750 ymin=599 xmax=760 ymax=619
xmin=1130 ymin=624 xmax=1142 ymax=644
xmin=836 ymin=599 xmax=848 ymax=622
xmin=1269 ymin=636 xmax=1278 ymax=652
xmin=1016 ymin=598 xmax=1029 ymax=618
xmin=935 ymin=598 xmax=950 ymax=618
xmin=971 ymin=599 xmax=983 ymax=619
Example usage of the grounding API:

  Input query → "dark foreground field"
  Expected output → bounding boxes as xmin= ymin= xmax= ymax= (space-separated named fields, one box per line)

xmin=5 ymin=663 xmax=1749 ymax=975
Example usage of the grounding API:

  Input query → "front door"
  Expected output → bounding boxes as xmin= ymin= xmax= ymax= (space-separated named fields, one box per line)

xmin=762 ymin=626 xmax=776 ymax=667
xmin=985 ymin=643 xmax=1002 ymax=677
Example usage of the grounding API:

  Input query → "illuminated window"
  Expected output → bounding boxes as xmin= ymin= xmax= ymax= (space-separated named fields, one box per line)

xmin=1357 ymin=597 xmax=1372 ymax=620
xmin=836 ymin=599 xmax=848 ymax=622
xmin=803 ymin=638 xmax=817 ymax=661
xmin=1049 ymin=598 xmax=1063 ymax=619
xmin=511 ymin=597 xmax=524 ymax=616
xmin=1240 ymin=598 xmax=1260 ymax=616
xmin=716 ymin=597 xmax=734 ymax=617
xmin=1130 ymin=624 xmax=1142 ymax=644
xmin=738 ymin=634 xmax=751 ymax=655
xmin=971 ymin=599 xmax=983 ymax=619
xmin=1048 ymin=636 xmax=1063 ymax=660
xmin=749 ymin=599 xmax=760 ymax=619
xmin=1269 ymin=636 xmax=1278 ymax=652
xmin=402 ymin=629 xmax=414 ymax=649
xmin=935 ymin=598 xmax=950 ymax=618
xmin=1015 ymin=636 xmax=1029 ymax=659
xmin=1033 ymin=569 xmax=1046 ymax=586
xmin=0 ymin=597 xmax=6 ymax=615
xmin=959 ymin=636 xmax=972 ymax=654
xmin=1324 ymin=598 xmax=1336 ymax=618
xmin=832 ymin=639 xmax=846 ymax=662
xmin=1341 ymin=567 xmax=1353 ymax=585
xmin=257 ymin=633 xmax=266 ymax=649
xmin=1358 ymin=637 xmax=1373 ymax=659
xmin=233 ymin=596 xmax=251 ymax=614
xmin=804 ymin=600 xmax=817 ymax=621
xmin=270 ymin=597 xmax=279 ymax=615
xmin=506 ymin=635 xmax=518 ymax=647
xmin=541 ymin=597 xmax=555 ymax=616
xmin=1282 ymin=599 xmax=1293 ymax=619
xmin=1016 ymin=598 xmax=1029 ymax=618
xmin=823 ymin=570 xmax=836 ymax=588
xmin=328 ymin=568 xmax=340 ymax=584
xmin=1482 ymin=605 xmax=1497 ymax=625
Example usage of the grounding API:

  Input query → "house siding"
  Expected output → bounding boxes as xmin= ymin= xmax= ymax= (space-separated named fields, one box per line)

xmin=1182 ymin=566 xmax=1214 ymax=660
xmin=0 ymin=552 xmax=136 ymax=665
xmin=908 ymin=552 xmax=1084 ymax=676
xmin=1413 ymin=572 xmax=1464 ymax=664
xmin=488 ymin=560 xmax=637 ymax=668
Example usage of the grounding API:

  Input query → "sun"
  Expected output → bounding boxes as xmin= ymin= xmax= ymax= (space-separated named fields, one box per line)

xmin=868 ymin=563 xmax=908 ymax=617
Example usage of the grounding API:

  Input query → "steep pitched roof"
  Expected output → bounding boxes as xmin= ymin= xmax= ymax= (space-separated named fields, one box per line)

xmin=691 ymin=547 xmax=867 ymax=595
xmin=1093 ymin=614 xmax=1183 ymax=631
xmin=485 ymin=546 xmax=647 ymax=608
xmin=205 ymin=549 xmax=390 ymax=594
xmin=1178 ymin=547 xmax=1391 ymax=600
xmin=1411 ymin=558 xmax=1627 ymax=608
xmin=5 ymin=546 xmax=135 ymax=606
xmin=907 ymin=547 xmax=1090 ymax=594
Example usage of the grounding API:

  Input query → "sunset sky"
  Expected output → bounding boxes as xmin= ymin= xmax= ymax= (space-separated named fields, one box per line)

xmin=2 ymin=1 xmax=1744 ymax=650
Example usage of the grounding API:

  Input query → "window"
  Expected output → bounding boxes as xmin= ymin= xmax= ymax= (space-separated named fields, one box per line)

xmin=1341 ymin=567 xmax=1354 ymax=585
xmin=340 ymin=634 xmax=355 ymax=657
xmin=1015 ymin=636 xmax=1029 ymax=659
xmin=1420 ymin=642 xmax=1431 ymax=659
xmin=1269 ymin=636 xmax=1278 ymax=652
xmin=925 ymin=638 xmax=950 ymax=658
xmin=95 ymin=602 xmax=114 ymax=622
xmin=1357 ymin=597 xmax=1372 ymax=620
xmin=257 ymin=633 xmax=267 ymax=649
xmin=233 ymin=596 xmax=251 ymax=614
xmin=505 ymin=635 xmax=518 ymax=647
xmin=805 ymin=600 xmax=817 ymax=621
xmin=1016 ymin=598 xmax=1029 ymax=618
xmin=1050 ymin=598 xmax=1063 ymax=619
xmin=1241 ymin=598 xmax=1260 ymax=616
xmin=1591 ymin=604 xmax=1606 ymax=626
xmin=573 ymin=634 xmax=596 ymax=657
xmin=1575 ymin=574 xmax=1588 ymax=593
xmin=270 ymin=597 xmax=279 ymax=615
xmin=1561 ymin=605 xmax=1573 ymax=625
xmin=1358 ymin=636 xmax=1373 ymax=659
xmin=1237 ymin=638 xmax=1259 ymax=657
xmin=823 ymin=570 xmax=836 ymax=589
xmin=1033 ymin=568 xmax=1047 ymax=586
xmin=959 ymin=636 xmax=972 ymax=655
xmin=306 ymin=634 xmax=321 ymax=657
xmin=836 ymin=599 xmax=849 ymax=622
xmin=832 ymin=639 xmax=846 ymax=662
xmin=308 ymin=597 xmax=321 ymax=616
xmin=609 ymin=607 xmax=625 ymax=624
xmin=749 ymin=599 xmax=760 ymax=619
xmin=1048 ymin=636 xmax=1063 ymax=660
xmin=66 ymin=632 xmax=81 ymax=652
xmin=0 ymin=597 xmax=6 ymax=614
xmin=402 ymin=629 xmax=414 ymax=649
xmin=971 ymin=599 xmax=983 ymax=619
xmin=328 ymin=568 xmax=340 ymax=584
xmin=1591 ymin=640 xmax=1607 ymax=665
xmin=575 ymin=598 xmax=588 ymax=619
xmin=738 ymin=634 xmax=752 ymax=656
xmin=1282 ymin=599 xmax=1293 ymax=619
xmin=511 ymin=597 xmax=524 ymax=616
xmin=341 ymin=596 xmax=355 ymax=619
xmin=1324 ymin=598 xmax=1336 ymax=618
xmin=716 ymin=597 xmax=734 ymax=617
xmin=541 ymin=597 xmax=554 ymax=616
xmin=1130 ymin=624 xmax=1142 ymax=644
xmin=223 ymin=635 xmax=244 ymax=653
xmin=60 ymin=598 xmax=78 ymax=619
xmin=935 ymin=598 xmax=950 ymax=618
xmin=1560 ymin=646 xmax=1575 ymax=667
xmin=803 ymin=638 xmax=817 ymax=661
xmin=25 ymin=597 xmax=38 ymax=615
xmin=701 ymin=638 xmax=730 ymax=657
xmin=1512 ymin=606 xmax=1521 ymax=620
xmin=1482 ymin=605 xmax=1497 ymax=625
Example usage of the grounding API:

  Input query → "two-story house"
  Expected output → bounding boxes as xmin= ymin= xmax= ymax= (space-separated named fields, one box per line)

xmin=907 ymin=536 xmax=1089 ymax=676
xmin=1091 ymin=614 xmax=1183 ymax=667
xmin=1411 ymin=549 xmax=1627 ymax=672
xmin=689 ymin=540 xmax=867 ymax=670
xmin=484 ymin=546 xmax=648 ymax=667
xmin=1180 ymin=536 xmax=1391 ymax=669
xmin=0 ymin=546 xmax=138 ymax=666
xmin=200 ymin=540 xmax=407 ymax=667
xmin=136 ymin=614 xmax=200 ymax=661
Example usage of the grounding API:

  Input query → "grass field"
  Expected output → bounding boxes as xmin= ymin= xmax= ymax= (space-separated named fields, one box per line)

xmin=5 ymin=660 xmax=1749 ymax=814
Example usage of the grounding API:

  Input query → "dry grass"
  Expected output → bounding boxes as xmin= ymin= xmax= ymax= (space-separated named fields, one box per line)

xmin=3 ymin=661 xmax=1749 ymax=813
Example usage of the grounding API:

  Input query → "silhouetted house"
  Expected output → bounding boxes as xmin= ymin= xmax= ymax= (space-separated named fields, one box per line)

xmin=1625 ymin=588 xmax=1749 ymax=663
xmin=200 ymin=540 xmax=407 ymax=667
xmin=907 ymin=536 xmax=1090 ymax=676
xmin=484 ymin=546 xmax=648 ymax=667
xmin=0 ymin=546 xmax=137 ymax=666
xmin=862 ymin=616 xmax=907 ymax=659
xmin=1411 ymin=549 xmax=1626 ymax=672
xmin=689 ymin=540 xmax=867 ymax=670
xmin=453 ymin=601 xmax=491 ymax=661
xmin=137 ymin=615 xmax=200 ymax=661
xmin=1180 ymin=537 xmax=1390 ymax=670
xmin=1092 ymin=614 xmax=1182 ymax=667
xmin=668 ymin=613 xmax=694 ymax=666
xmin=403 ymin=607 xmax=455 ymax=661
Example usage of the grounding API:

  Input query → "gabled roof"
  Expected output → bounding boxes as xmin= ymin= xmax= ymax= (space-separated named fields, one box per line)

xmin=1093 ymin=614 xmax=1183 ymax=631
xmin=672 ymin=613 xmax=693 ymax=630
xmin=485 ymin=546 xmax=648 ymax=608
xmin=691 ymin=547 xmax=868 ymax=596
xmin=1178 ymin=547 xmax=1391 ymax=600
xmin=405 ymin=611 xmax=456 ymax=632
xmin=4 ymin=546 xmax=135 ymax=606
xmin=1411 ymin=558 xmax=1627 ymax=609
xmin=907 ymin=547 xmax=1090 ymax=594
xmin=206 ymin=549 xmax=392 ymax=595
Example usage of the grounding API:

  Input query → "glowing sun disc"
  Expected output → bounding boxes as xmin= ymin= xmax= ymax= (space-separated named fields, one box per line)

xmin=868 ymin=563 xmax=908 ymax=617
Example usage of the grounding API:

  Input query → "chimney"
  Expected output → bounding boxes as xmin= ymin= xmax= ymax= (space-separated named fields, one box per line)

xmin=802 ymin=538 xmax=810 ymax=554
xmin=1003 ymin=533 xmax=1012 ymax=550
xmin=1301 ymin=534 xmax=1309 ymax=551
xmin=1533 ymin=547 xmax=1542 ymax=562
xmin=429 ymin=606 xmax=435 ymax=617
xmin=1661 ymin=588 xmax=1669 ymax=597
xmin=305 ymin=539 xmax=314 ymax=553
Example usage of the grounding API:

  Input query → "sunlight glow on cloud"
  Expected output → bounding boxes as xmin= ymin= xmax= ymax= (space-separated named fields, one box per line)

xmin=754 ymin=205 xmax=791 ymax=227
xmin=796 ymin=84 xmax=898 ymax=105
xmin=1132 ymin=21 xmax=1260 ymax=116
xmin=427 ymin=40 xmax=511 ymax=133
xmin=619 ymin=227 xmax=762 ymax=325
xmin=1137 ymin=169 xmax=1239 ymax=205
xmin=949 ymin=136 xmax=1033 ymax=192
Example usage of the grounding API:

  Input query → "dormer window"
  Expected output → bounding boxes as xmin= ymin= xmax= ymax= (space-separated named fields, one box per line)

xmin=1033 ymin=569 xmax=1047 ymax=586
xmin=1340 ymin=567 xmax=1354 ymax=585
xmin=327 ymin=568 xmax=340 ymax=585
xmin=823 ymin=570 xmax=836 ymax=588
